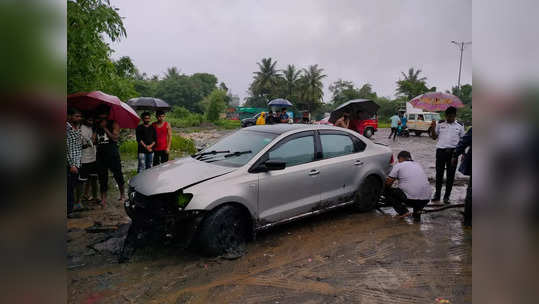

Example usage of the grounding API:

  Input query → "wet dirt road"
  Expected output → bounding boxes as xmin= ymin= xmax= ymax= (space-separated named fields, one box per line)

xmin=67 ymin=128 xmax=471 ymax=304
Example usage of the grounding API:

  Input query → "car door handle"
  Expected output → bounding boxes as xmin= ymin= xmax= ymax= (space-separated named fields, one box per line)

xmin=308 ymin=169 xmax=320 ymax=176
xmin=354 ymin=160 xmax=364 ymax=166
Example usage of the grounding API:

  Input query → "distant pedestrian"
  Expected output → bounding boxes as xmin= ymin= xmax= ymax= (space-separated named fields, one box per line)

xmin=453 ymin=127 xmax=472 ymax=226
xmin=429 ymin=106 xmax=465 ymax=204
xmin=136 ymin=112 xmax=157 ymax=172
xmin=152 ymin=110 xmax=172 ymax=165
xmin=389 ymin=112 xmax=400 ymax=141
xmin=383 ymin=151 xmax=432 ymax=221
xmin=67 ymin=107 xmax=83 ymax=216
xmin=95 ymin=105 xmax=125 ymax=205
xmin=76 ymin=114 xmax=98 ymax=207
xmin=279 ymin=108 xmax=289 ymax=123
xmin=267 ymin=111 xmax=275 ymax=124
xmin=256 ymin=112 xmax=267 ymax=125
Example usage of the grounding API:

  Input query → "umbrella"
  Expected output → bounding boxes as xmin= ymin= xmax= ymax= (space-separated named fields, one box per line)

xmin=329 ymin=99 xmax=379 ymax=124
xmin=409 ymin=92 xmax=464 ymax=112
xmin=268 ymin=98 xmax=293 ymax=108
xmin=67 ymin=91 xmax=140 ymax=129
xmin=127 ymin=97 xmax=171 ymax=111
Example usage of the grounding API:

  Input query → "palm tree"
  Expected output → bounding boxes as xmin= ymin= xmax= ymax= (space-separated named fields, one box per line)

xmin=301 ymin=64 xmax=327 ymax=111
xmin=251 ymin=57 xmax=281 ymax=99
xmin=282 ymin=64 xmax=302 ymax=100
xmin=164 ymin=67 xmax=181 ymax=80
xmin=396 ymin=67 xmax=430 ymax=100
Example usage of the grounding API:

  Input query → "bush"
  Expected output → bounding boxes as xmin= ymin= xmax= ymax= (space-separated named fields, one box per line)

xmin=167 ymin=106 xmax=205 ymax=128
xmin=119 ymin=134 xmax=196 ymax=158
xmin=202 ymin=89 xmax=227 ymax=122
xmin=170 ymin=135 xmax=196 ymax=154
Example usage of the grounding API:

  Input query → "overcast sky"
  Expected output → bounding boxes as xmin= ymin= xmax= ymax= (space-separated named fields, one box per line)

xmin=110 ymin=0 xmax=471 ymax=103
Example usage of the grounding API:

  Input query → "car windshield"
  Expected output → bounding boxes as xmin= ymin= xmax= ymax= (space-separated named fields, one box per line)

xmin=196 ymin=130 xmax=277 ymax=167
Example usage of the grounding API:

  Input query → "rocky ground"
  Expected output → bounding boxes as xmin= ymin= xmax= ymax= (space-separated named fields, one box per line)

xmin=67 ymin=127 xmax=471 ymax=304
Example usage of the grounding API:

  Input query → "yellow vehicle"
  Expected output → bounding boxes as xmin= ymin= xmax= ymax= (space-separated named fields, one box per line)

xmin=405 ymin=112 xmax=441 ymax=136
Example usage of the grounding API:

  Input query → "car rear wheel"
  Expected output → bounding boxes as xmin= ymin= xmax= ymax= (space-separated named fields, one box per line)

xmin=363 ymin=128 xmax=374 ymax=138
xmin=353 ymin=176 xmax=382 ymax=212
xmin=196 ymin=205 xmax=249 ymax=257
xmin=414 ymin=131 xmax=422 ymax=136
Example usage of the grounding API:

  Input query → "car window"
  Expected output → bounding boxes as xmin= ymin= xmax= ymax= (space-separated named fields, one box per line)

xmin=408 ymin=114 xmax=416 ymax=120
xmin=320 ymin=134 xmax=355 ymax=159
xmin=432 ymin=114 xmax=441 ymax=120
xmin=268 ymin=135 xmax=315 ymax=167
xmin=424 ymin=114 xmax=432 ymax=120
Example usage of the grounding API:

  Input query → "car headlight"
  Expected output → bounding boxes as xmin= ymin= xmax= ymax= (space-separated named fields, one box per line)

xmin=177 ymin=191 xmax=193 ymax=209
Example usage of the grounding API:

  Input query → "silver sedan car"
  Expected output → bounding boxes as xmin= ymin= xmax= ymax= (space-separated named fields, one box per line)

xmin=124 ymin=124 xmax=393 ymax=258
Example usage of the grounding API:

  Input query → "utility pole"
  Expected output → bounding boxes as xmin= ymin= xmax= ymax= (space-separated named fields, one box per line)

xmin=451 ymin=41 xmax=471 ymax=90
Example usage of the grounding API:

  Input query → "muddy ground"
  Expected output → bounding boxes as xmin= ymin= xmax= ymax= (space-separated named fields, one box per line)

xmin=67 ymin=128 xmax=471 ymax=304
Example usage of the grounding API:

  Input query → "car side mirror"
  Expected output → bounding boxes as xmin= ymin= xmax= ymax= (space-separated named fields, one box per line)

xmin=264 ymin=160 xmax=286 ymax=171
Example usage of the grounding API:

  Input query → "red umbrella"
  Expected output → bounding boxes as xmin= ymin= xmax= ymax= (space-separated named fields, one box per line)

xmin=67 ymin=91 xmax=140 ymax=128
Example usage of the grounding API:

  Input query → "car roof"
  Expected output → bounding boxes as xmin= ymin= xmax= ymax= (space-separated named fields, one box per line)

xmin=243 ymin=124 xmax=349 ymax=135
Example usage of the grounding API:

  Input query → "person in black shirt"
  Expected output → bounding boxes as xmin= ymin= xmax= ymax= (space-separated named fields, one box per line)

xmin=136 ymin=112 xmax=157 ymax=172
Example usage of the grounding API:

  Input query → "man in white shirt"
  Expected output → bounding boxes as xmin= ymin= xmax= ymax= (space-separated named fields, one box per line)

xmin=429 ymin=106 xmax=465 ymax=204
xmin=76 ymin=115 xmax=98 ymax=208
xmin=383 ymin=151 xmax=432 ymax=222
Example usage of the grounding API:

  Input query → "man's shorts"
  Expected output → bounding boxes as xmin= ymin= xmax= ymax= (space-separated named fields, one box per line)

xmin=79 ymin=161 xmax=97 ymax=181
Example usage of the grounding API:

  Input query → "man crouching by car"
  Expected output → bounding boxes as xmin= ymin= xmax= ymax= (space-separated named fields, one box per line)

xmin=382 ymin=151 xmax=432 ymax=222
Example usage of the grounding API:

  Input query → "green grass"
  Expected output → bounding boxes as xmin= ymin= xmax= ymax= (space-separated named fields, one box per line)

xmin=378 ymin=122 xmax=390 ymax=128
xmin=214 ymin=119 xmax=241 ymax=130
xmin=119 ymin=134 xmax=196 ymax=159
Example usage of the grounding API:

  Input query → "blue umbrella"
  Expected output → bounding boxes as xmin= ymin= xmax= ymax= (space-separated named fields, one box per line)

xmin=268 ymin=98 xmax=293 ymax=107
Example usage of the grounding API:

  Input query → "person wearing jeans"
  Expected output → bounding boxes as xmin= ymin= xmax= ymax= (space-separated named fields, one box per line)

xmin=136 ymin=112 xmax=156 ymax=172
xmin=66 ymin=107 xmax=82 ymax=216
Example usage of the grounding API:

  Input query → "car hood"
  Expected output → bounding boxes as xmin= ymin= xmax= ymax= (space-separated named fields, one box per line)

xmin=129 ymin=157 xmax=237 ymax=196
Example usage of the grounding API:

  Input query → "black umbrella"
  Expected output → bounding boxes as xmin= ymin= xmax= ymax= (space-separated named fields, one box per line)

xmin=127 ymin=97 xmax=171 ymax=111
xmin=329 ymin=99 xmax=379 ymax=124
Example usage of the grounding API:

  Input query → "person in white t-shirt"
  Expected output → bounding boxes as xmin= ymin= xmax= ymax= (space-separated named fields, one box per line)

xmin=75 ymin=115 xmax=98 ymax=207
xmin=383 ymin=150 xmax=432 ymax=221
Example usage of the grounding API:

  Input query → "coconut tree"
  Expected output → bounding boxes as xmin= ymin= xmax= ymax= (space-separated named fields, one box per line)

xmin=282 ymin=64 xmax=302 ymax=100
xmin=395 ymin=67 xmax=432 ymax=100
xmin=300 ymin=64 xmax=327 ymax=112
xmin=250 ymin=57 xmax=281 ymax=100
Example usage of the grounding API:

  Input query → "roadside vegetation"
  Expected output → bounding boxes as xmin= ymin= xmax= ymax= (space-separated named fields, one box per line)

xmin=67 ymin=0 xmax=471 ymax=132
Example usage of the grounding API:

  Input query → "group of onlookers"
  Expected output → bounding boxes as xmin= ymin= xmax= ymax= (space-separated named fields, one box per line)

xmin=256 ymin=108 xmax=291 ymax=125
xmin=334 ymin=106 xmax=472 ymax=225
xmin=66 ymin=107 xmax=171 ymax=217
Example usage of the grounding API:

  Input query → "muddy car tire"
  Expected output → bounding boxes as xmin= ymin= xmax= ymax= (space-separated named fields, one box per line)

xmin=354 ymin=176 xmax=382 ymax=212
xmin=415 ymin=131 xmax=422 ymax=136
xmin=196 ymin=205 xmax=249 ymax=257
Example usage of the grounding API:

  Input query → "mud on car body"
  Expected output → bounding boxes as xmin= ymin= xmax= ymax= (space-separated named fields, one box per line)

xmin=122 ymin=124 xmax=393 ymax=260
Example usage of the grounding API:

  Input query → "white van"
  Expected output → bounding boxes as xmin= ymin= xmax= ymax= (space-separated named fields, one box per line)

xmin=406 ymin=112 xmax=441 ymax=136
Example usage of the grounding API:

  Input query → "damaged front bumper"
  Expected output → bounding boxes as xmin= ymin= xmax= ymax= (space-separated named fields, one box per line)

xmin=124 ymin=191 xmax=206 ymax=248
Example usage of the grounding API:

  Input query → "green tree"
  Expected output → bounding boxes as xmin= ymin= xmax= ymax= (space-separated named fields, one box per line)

xmin=113 ymin=56 xmax=138 ymax=79
xmin=202 ymin=89 xmax=227 ymax=122
xmin=250 ymin=57 xmax=282 ymax=100
xmin=449 ymin=84 xmax=472 ymax=105
xmin=282 ymin=64 xmax=302 ymax=101
xmin=395 ymin=68 xmax=434 ymax=100
xmin=329 ymin=79 xmax=360 ymax=106
xmin=297 ymin=64 xmax=327 ymax=112
xmin=164 ymin=67 xmax=181 ymax=79
xmin=67 ymin=0 xmax=132 ymax=98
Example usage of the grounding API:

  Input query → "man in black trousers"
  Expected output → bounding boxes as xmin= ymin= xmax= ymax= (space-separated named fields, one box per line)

xmin=429 ymin=106 xmax=465 ymax=204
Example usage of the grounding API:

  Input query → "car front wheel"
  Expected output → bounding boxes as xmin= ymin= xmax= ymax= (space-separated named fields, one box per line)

xmin=195 ymin=205 xmax=249 ymax=257
xmin=353 ymin=176 xmax=382 ymax=212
